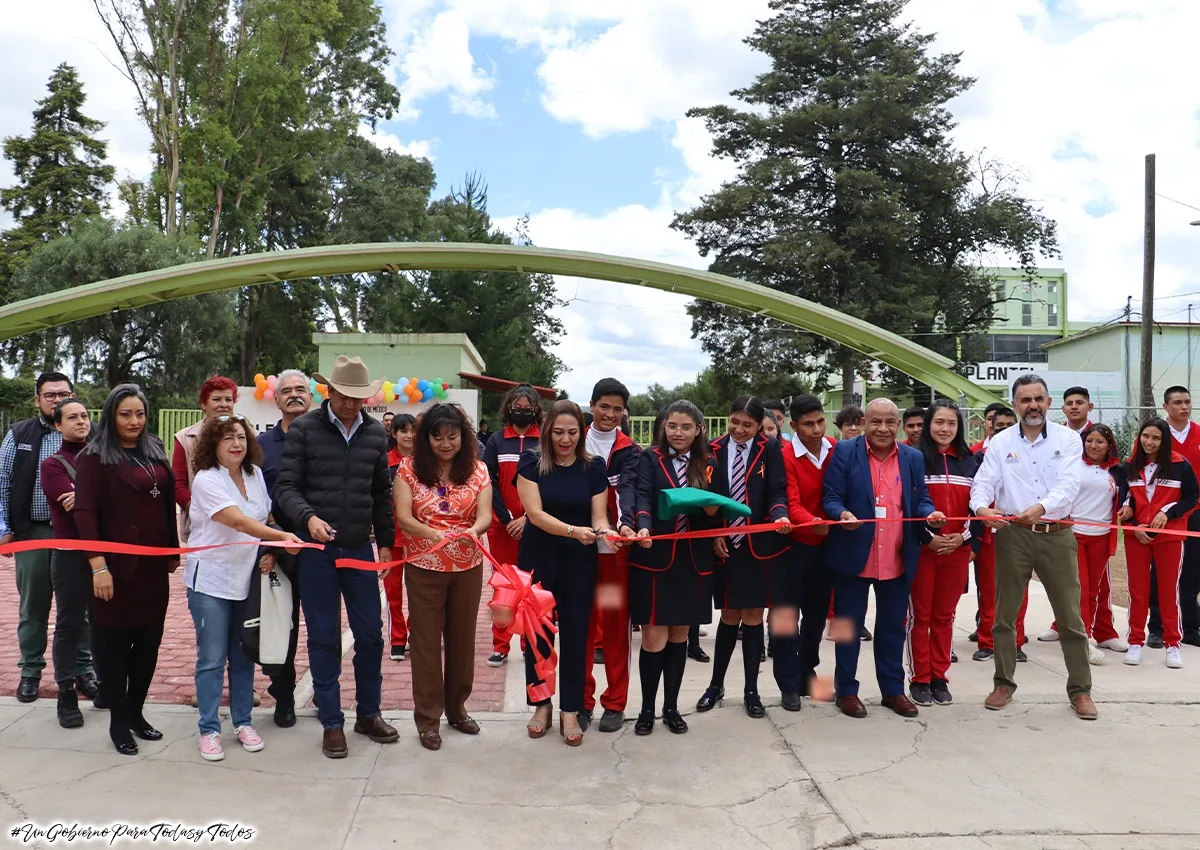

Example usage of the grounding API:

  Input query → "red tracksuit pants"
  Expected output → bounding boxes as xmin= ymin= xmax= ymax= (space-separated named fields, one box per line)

xmin=583 ymin=551 xmax=631 ymax=713
xmin=1126 ymin=535 xmax=1184 ymax=648
xmin=975 ymin=536 xmax=1028 ymax=650
xmin=1047 ymin=534 xmax=1120 ymax=642
xmin=384 ymin=563 xmax=408 ymax=647
xmin=490 ymin=525 xmax=520 ymax=654
xmin=908 ymin=550 xmax=969 ymax=684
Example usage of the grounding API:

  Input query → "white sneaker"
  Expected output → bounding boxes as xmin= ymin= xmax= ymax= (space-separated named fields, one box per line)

xmin=1166 ymin=646 xmax=1184 ymax=669
xmin=1124 ymin=645 xmax=1143 ymax=666
xmin=1087 ymin=643 xmax=1106 ymax=666
xmin=1098 ymin=637 xmax=1129 ymax=652
xmin=1037 ymin=629 xmax=1059 ymax=642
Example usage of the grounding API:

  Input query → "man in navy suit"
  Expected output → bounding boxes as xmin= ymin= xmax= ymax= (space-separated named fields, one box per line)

xmin=823 ymin=399 xmax=945 ymax=718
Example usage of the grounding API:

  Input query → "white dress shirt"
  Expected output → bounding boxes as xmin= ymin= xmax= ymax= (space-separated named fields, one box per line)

xmin=1170 ymin=422 xmax=1192 ymax=445
xmin=970 ymin=420 xmax=1083 ymax=520
xmin=727 ymin=438 xmax=751 ymax=486
xmin=790 ymin=433 xmax=831 ymax=469
xmin=586 ymin=426 xmax=619 ymax=553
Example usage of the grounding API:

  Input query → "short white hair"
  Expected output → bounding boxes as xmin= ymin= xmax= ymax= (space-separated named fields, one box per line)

xmin=276 ymin=369 xmax=310 ymax=386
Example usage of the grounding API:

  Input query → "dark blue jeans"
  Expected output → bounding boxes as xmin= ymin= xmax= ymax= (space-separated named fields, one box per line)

xmin=297 ymin=543 xmax=383 ymax=729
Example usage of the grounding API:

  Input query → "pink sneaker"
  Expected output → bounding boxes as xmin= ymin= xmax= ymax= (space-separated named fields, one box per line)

xmin=199 ymin=732 xmax=224 ymax=762
xmin=235 ymin=726 xmax=264 ymax=753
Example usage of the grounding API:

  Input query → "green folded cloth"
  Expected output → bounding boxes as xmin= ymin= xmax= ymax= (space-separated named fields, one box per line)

xmin=659 ymin=487 xmax=752 ymax=521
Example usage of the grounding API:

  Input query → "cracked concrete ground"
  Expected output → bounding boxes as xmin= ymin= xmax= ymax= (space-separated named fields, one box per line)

xmin=2 ymin=581 xmax=1200 ymax=849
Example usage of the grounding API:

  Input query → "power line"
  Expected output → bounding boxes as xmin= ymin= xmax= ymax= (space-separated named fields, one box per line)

xmin=1156 ymin=192 xmax=1200 ymax=214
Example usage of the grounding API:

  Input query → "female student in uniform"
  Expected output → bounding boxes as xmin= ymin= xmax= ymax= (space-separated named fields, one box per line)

xmin=907 ymin=401 xmax=980 ymax=707
xmin=1119 ymin=418 xmax=1198 ymax=669
xmin=696 ymin=396 xmax=791 ymax=718
xmin=516 ymin=400 xmax=615 ymax=746
xmin=384 ymin=412 xmax=416 ymax=661
xmin=629 ymin=400 xmax=720 ymax=736
xmin=1068 ymin=424 xmax=1127 ymax=658
xmin=484 ymin=384 xmax=543 ymax=667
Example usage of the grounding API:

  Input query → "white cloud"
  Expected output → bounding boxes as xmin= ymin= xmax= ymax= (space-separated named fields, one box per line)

xmin=392 ymin=10 xmax=496 ymax=120
xmin=356 ymin=124 xmax=437 ymax=161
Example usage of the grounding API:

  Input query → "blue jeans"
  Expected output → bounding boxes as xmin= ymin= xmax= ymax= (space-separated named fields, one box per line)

xmin=187 ymin=589 xmax=254 ymax=735
xmin=297 ymin=543 xmax=383 ymax=729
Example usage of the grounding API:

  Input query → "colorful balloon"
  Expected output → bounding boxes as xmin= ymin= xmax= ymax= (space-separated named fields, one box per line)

xmin=254 ymin=387 xmax=266 ymax=400
xmin=253 ymin=373 xmax=265 ymax=385
xmin=266 ymin=375 xmax=277 ymax=388
xmin=264 ymin=388 xmax=275 ymax=400
xmin=422 ymin=388 xmax=434 ymax=402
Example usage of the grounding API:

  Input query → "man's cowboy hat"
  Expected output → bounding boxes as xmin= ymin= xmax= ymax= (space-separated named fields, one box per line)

xmin=314 ymin=356 xmax=383 ymax=400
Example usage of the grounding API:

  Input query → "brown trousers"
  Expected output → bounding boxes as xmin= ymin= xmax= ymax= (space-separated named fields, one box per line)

xmin=405 ymin=564 xmax=483 ymax=733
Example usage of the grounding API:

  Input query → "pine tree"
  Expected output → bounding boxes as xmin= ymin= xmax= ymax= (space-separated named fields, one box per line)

xmin=2 ymin=63 xmax=115 ymax=292
xmin=672 ymin=0 xmax=1058 ymax=401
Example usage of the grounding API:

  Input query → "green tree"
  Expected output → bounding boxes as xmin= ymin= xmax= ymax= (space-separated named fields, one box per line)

xmin=1 ymin=63 xmax=115 ymax=366
xmin=9 ymin=218 xmax=238 ymax=393
xmin=367 ymin=176 xmax=566 ymax=388
xmin=673 ymin=0 xmax=1058 ymax=403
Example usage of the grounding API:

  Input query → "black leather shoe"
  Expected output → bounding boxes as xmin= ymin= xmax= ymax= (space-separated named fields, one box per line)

xmin=91 ymin=690 xmax=108 ymax=710
xmin=951 ymin=650 xmax=959 ymax=663
xmin=16 ymin=676 xmax=39 ymax=703
xmin=274 ymin=702 xmax=297 ymax=728
xmin=859 ymin=626 xmax=873 ymax=641
xmin=780 ymin=692 xmax=803 ymax=712
xmin=130 ymin=719 xmax=163 ymax=741
xmin=968 ymin=631 xmax=979 ymax=643
xmin=696 ymin=686 xmax=723 ymax=712
xmin=57 ymin=690 xmax=84 ymax=729
xmin=598 ymin=709 xmax=624 ymax=732
xmin=687 ymin=645 xmax=710 ymax=663
xmin=662 ymin=708 xmax=688 ymax=734
xmin=75 ymin=674 xmax=100 ymax=700
xmin=110 ymin=731 xmax=138 ymax=756
xmin=1147 ymin=633 xmax=1165 ymax=649
xmin=578 ymin=710 xmax=593 ymax=732
xmin=744 ymin=692 xmax=766 ymax=719
xmin=634 ymin=710 xmax=655 ymax=736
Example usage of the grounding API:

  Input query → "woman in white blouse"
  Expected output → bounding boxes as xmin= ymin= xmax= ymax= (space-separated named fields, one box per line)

xmin=186 ymin=415 xmax=301 ymax=762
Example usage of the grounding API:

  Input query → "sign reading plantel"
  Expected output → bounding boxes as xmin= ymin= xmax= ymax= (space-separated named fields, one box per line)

xmin=965 ymin=362 xmax=1036 ymax=384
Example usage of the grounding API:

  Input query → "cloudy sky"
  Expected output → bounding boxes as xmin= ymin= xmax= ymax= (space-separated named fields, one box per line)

xmin=3 ymin=0 xmax=1200 ymax=400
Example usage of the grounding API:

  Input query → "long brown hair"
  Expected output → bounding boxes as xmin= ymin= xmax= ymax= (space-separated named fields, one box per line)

xmin=537 ymin=400 xmax=592 ymax=476
xmin=655 ymin=399 xmax=710 ymax=488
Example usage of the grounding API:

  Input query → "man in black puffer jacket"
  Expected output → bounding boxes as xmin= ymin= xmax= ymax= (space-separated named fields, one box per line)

xmin=273 ymin=356 xmax=398 ymax=759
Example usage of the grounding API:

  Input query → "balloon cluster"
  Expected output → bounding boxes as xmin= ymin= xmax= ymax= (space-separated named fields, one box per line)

xmin=252 ymin=373 xmax=328 ymax=401
xmin=385 ymin=377 xmax=452 ymax=405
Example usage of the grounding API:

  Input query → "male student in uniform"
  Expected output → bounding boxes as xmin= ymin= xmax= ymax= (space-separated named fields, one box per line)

xmin=970 ymin=402 xmax=1009 ymax=453
xmin=902 ymin=407 xmax=925 ymax=448
xmin=1061 ymin=387 xmax=1094 ymax=434
xmin=581 ymin=378 xmax=640 ymax=732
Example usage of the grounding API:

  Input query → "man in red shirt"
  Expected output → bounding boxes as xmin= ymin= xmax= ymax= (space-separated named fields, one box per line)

xmin=1061 ymin=386 xmax=1095 ymax=434
xmin=1151 ymin=386 xmax=1200 ymax=646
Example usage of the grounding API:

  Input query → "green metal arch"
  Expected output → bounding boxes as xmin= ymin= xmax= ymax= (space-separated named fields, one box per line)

xmin=0 ymin=243 xmax=1000 ymax=405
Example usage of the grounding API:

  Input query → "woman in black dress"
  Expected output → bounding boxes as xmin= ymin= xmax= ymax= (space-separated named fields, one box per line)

xmin=629 ymin=400 xmax=720 ymax=736
xmin=697 ymin=396 xmax=791 ymax=718
xmin=74 ymin=384 xmax=179 ymax=756
xmin=516 ymin=400 xmax=615 ymax=746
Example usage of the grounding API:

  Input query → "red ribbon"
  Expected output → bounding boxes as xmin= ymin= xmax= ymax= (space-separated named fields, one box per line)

xmin=481 ymin=547 xmax=558 ymax=703
xmin=0 ymin=538 xmax=321 ymax=559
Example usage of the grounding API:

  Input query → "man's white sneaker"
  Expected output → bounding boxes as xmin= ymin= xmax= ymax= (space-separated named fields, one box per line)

xmin=1087 ymin=643 xmax=1106 ymax=666
xmin=1124 ymin=645 xmax=1143 ymax=666
xmin=1037 ymin=629 xmax=1059 ymax=642
xmin=1098 ymin=637 xmax=1129 ymax=652
xmin=1165 ymin=646 xmax=1184 ymax=669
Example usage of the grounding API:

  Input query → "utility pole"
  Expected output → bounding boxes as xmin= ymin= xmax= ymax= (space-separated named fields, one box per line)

xmin=1124 ymin=295 xmax=1133 ymax=409
xmin=1139 ymin=153 xmax=1156 ymax=419
xmin=1189 ymin=304 xmax=1193 ymax=390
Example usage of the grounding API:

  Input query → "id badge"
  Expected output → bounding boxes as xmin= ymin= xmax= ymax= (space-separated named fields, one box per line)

xmin=875 ymin=505 xmax=888 ymax=520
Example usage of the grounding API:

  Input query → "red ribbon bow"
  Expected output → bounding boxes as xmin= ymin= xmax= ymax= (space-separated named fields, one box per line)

xmin=483 ymin=549 xmax=558 ymax=703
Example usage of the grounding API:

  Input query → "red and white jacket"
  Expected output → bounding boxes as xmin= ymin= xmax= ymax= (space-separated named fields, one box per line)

xmin=483 ymin=424 xmax=541 ymax=524
xmin=919 ymin=447 xmax=982 ymax=562
xmin=1124 ymin=452 xmax=1199 ymax=544
xmin=782 ymin=434 xmax=836 ymax=546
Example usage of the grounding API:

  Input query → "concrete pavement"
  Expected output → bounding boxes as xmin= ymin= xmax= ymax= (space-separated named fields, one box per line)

xmin=3 ymin=577 xmax=1200 ymax=849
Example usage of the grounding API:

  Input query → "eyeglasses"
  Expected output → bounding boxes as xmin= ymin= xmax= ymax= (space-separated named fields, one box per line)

xmin=41 ymin=391 xmax=73 ymax=401
xmin=436 ymin=484 xmax=451 ymax=514
xmin=664 ymin=423 xmax=698 ymax=434
xmin=216 ymin=414 xmax=248 ymax=423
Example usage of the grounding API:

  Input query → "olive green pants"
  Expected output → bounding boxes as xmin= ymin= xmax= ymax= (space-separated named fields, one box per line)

xmin=16 ymin=522 xmax=93 ymax=680
xmin=993 ymin=524 xmax=1091 ymax=696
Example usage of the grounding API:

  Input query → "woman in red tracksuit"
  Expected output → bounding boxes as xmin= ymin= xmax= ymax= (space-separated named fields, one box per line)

xmin=907 ymin=400 xmax=981 ymax=707
xmin=1069 ymin=424 xmax=1128 ymax=656
xmin=1120 ymin=418 xmax=1198 ymax=669
xmin=384 ymin=414 xmax=416 ymax=661
xmin=483 ymin=384 xmax=543 ymax=666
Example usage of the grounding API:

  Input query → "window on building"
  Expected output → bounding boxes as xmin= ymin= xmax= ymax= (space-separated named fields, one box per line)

xmin=994 ymin=282 xmax=1005 ymax=302
xmin=987 ymin=334 xmax=1054 ymax=363
xmin=1048 ymin=304 xmax=1058 ymax=327
xmin=1048 ymin=282 xmax=1057 ymax=297
xmin=1021 ymin=302 xmax=1032 ymax=326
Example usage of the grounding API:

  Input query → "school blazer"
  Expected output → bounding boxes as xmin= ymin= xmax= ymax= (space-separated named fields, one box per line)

xmin=629 ymin=447 xmax=717 ymax=576
xmin=821 ymin=437 xmax=935 ymax=582
xmin=708 ymin=433 xmax=790 ymax=560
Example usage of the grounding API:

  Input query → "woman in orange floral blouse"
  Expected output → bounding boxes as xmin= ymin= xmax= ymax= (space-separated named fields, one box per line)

xmin=393 ymin=404 xmax=492 ymax=751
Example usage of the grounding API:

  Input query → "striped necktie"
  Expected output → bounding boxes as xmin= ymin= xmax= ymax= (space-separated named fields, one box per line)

xmin=674 ymin=455 xmax=689 ymax=532
xmin=730 ymin=441 xmax=748 ymax=548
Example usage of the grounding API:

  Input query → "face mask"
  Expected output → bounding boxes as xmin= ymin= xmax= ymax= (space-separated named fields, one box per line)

xmin=510 ymin=408 xmax=538 ymax=427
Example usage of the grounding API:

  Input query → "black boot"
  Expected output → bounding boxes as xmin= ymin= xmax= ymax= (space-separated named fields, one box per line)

xmin=57 ymin=687 xmax=84 ymax=729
